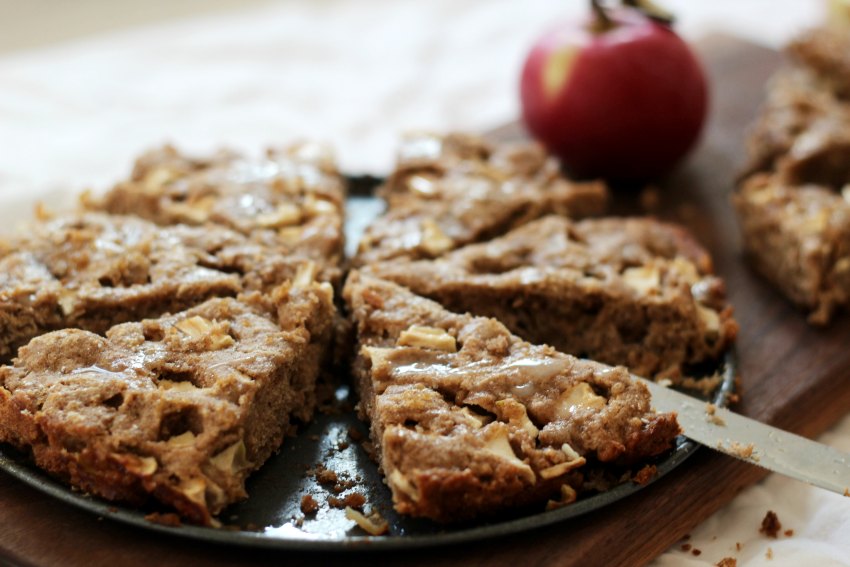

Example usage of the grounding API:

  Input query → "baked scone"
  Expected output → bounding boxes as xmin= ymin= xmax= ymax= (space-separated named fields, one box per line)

xmin=84 ymin=143 xmax=346 ymax=284
xmin=0 ymin=213 xmax=314 ymax=362
xmin=344 ymin=272 xmax=680 ymax=523
xmin=353 ymin=132 xmax=608 ymax=267
xmin=741 ymin=67 xmax=850 ymax=187
xmin=736 ymin=28 xmax=850 ymax=324
xmin=363 ymin=215 xmax=737 ymax=380
xmin=733 ymin=173 xmax=850 ymax=323
xmin=0 ymin=270 xmax=335 ymax=525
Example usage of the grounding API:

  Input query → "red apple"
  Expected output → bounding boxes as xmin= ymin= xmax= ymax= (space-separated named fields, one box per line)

xmin=520 ymin=1 xmax=708 ymax=181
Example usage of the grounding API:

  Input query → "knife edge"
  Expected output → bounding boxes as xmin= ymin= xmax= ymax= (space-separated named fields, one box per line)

xmin=638 ymin=375 xmax=850 ymax=497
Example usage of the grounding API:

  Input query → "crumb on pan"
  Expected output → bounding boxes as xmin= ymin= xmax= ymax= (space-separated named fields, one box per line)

xmin=633 ymin=464 xmax=658 ymax=485
xmin=144 ymin=512 xmax=182 ymax=527
xmin=328 ymin=492 xmax=366 ymax=510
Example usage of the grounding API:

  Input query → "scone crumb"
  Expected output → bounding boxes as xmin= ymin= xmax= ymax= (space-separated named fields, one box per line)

xmin=144 ymin=512 xmax=182 ymax=527
xmin=328 ymin=492 xmax=366 ymax=510
xmin=760 ymin=510 xmax=782 ymax=538
xmin=766 ymin=546 xmax=774 ymax=559
xmin=716 ymin=558 xmax=737 ymax=567
xmin=300 ymin=494 xmax=318 ymax=515
xmin=633 ymin=464 xmax=658 ymax=485
xmin=705 ymin=403 xmax=726 ymax=426
xmin=313 ymin=465 xmax=339 ymax=486
xmin=784 ymin=529 xmax=794 ymax=537
xmin=729 ymin=441 xmax=756 ymax=460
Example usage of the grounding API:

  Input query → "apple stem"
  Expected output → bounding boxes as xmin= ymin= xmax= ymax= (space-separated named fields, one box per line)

xmin=622 ymin=0 xmax=675 ymax=25
xmin=589 ymin=0 xmax=615 ymax=32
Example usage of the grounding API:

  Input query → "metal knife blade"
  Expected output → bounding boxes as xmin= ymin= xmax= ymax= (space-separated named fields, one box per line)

xmin=639 ymin=376 xmax=850 ymax=496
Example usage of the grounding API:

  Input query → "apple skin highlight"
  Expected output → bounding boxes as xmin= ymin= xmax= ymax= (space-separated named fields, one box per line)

xmin=520 ymin=6 xmax=708 ymax=182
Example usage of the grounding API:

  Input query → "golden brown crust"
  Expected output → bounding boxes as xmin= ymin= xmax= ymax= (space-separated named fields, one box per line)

xmin=343 ymin=272 xmax=680 ymax=523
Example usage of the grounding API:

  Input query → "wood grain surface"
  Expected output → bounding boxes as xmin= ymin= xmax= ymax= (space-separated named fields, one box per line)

xmin=2 ymin=35 xmax=848 ymax=567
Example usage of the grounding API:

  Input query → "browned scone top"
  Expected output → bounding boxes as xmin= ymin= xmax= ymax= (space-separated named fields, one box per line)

xmin=736 ymin=27 xmax=850 ymax=324
xmin=343 ymin=272 xmax=680 ymax=523
xmin=363 ymin=215 xmax=737 ymax=380
xmin=352 ymin=132 xmax=609 ymax=267
xmin=0 ymin=270 xmax=335 ymax=526
xmin=84 ymin=143 xmax=346 ymax=284
xmin=0 ymin=213 xmax=317 ymax=362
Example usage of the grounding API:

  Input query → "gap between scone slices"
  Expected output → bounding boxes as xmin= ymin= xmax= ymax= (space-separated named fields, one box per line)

xmin=344 ymin=272 xmax=681 ymax=523
xmin=362 ymin=214 xmax=737 ymax=382
xmin=0 ymin=264 xmax=334 ymax=526
xmin=352 ymin=131 xmax=609 ymax=268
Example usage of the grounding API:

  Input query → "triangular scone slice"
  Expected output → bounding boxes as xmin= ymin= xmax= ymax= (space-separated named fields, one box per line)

xmin=352 ymin=132 xmax=608 ymax=267
xmin=344 ymin=272 xmax=680 ymax=523
xmin=734 ymin=173 xmax=850 ymax=324
xmin=84 ymin=143 xmax=346 ymax=285
xmin=363 ymin=215 xmax=737 ymax=380
xmin=0 ymin=269 xmax=334 ymax=526
xmin=0 ymin=213 xmax=311 ymax=362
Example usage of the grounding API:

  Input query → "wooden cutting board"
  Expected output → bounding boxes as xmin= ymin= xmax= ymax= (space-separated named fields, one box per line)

xmin=2 ymin=35 xmax=848 ymax=567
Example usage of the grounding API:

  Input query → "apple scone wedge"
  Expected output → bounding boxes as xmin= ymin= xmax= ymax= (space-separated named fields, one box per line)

xmin=344 ymin=272 xmax=680 ymax=523
xmin=0 ymin=266 xmax=334 ymax=526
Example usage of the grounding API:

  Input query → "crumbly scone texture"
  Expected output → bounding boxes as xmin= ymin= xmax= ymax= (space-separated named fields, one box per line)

xmin=0 ymin=213 xmax=314 ymax=362
xmin=84 ymin=143 xmax=346 ymax=284
xmin=0 ymin=276 xmax=335 ymax=526
xmin=363 ymin=215 xmax=737 ymax=379
xmin=736 ymin=28 xmax=850 ymax=324
xmin=343 ymin=272 xmax=680 ymax=523
xmin=353 ymin=132 xmax=609 ymax=267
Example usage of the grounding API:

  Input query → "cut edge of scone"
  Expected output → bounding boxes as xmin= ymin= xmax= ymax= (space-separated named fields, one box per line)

xmin=343 ymin=272 xmax=680 ymax=523
xmin=0 ymin=264 xmax=335 ymax=526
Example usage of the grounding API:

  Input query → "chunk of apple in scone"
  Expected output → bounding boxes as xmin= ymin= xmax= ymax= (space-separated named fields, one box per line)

xmin=344 ymin=272 xmax=680 ymax=523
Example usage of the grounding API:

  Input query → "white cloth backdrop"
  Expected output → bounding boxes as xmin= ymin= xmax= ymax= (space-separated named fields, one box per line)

xmin=0 ymin=1 xmax=846 ymax=565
